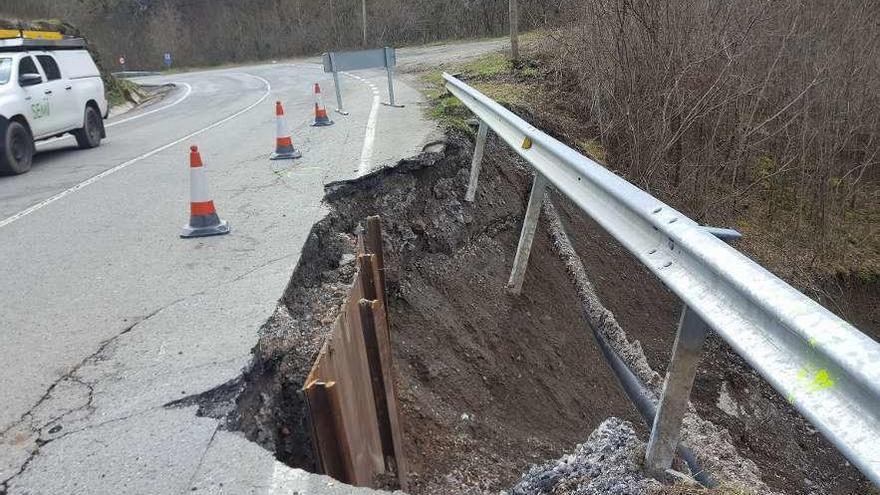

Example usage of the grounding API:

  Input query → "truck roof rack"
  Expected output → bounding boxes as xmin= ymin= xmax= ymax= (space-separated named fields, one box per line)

xmin=0 ymin=29 xmax=86 ymax=52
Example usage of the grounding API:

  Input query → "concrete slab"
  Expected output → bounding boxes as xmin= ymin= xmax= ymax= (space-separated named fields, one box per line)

xmin=6 ymin=407 xmax=217 ymax=495
xmin=189 ymin=430 xmax=395 ymax=494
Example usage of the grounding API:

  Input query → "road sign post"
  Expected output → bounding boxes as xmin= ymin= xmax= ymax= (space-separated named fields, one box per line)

xmin=118 ymin=56 xmax=126 ymax=72
xmin=322 ymin=47 xmax=403 ymax=114
xmin=163 ymin=52 xmax=172 ymax=69
xmin=327 ymin=52 xmax=348 ymax=116
xmin=382 ymin=47 xmax=403 ymax=108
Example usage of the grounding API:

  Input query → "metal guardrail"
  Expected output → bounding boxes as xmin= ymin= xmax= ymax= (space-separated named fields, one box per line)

xmin=442 ymin=72 xmax=880 ymax=485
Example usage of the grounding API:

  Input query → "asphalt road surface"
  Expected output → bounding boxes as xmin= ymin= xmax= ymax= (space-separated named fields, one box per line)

xmin=0 ymin=52 xmax=447 ymax=494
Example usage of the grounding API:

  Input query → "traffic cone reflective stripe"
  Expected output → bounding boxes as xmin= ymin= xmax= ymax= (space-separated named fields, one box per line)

xmin=270 ymin=101 xmax=302 ymax=160
xmin=190 ymin=201 xmax=216 ymax=216
xmin=311 ymin=83 xmax=333 ymax=127
xmin=181 ymin=145 xmax=230 ymax=238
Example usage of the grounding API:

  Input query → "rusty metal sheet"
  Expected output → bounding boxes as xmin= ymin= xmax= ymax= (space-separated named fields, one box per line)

xmin=368 ymin=298 xmax=409 ymax=489
xmin=303 ymin=216 xmax=406 ymax=488
xmin=304 ymin=381 xmax=349 ymax=480
xmin=303 ymin=252 xmax=384 ymax=486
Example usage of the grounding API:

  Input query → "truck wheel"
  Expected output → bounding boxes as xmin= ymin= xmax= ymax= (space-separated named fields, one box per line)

xmin=0 ymin=121 xmax=34 ymax=175
xmin=73 ymin=106 xmax=103 ymax=149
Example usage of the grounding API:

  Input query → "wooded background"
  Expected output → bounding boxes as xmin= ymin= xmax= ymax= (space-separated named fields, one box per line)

xmin=540 ymin=0 xmax=879 ymax=278
xmin=4 ymin=0 xmax=570 ymax=68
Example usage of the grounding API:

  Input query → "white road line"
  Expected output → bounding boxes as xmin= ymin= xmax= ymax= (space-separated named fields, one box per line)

xmin=347 ymin=73 xmax=381 ymax=176
xmin=39 ymin=82 xmax=194 ymax=147
xmin=0 ymin=74 xmax=271 ymax=230
xmin=285 ymin=64 xmax=382 ymax=176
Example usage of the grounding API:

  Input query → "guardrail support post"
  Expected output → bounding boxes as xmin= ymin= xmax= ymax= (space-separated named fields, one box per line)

xmin=466 ymin=121 xmax=489 ymax=202
xmin=507 ymin=172 xmax=548 ymax=294
xmin=645 ymin=304 xmax=708 ymax=478
xmin=702 ymin=226 xmax=742 ymax=243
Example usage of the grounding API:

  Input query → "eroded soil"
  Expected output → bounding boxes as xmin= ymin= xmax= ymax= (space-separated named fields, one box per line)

xmin=231 ymin=127 xmax=878 ymax=495
xmin=233 ymin=135 xmax=644 ymax=493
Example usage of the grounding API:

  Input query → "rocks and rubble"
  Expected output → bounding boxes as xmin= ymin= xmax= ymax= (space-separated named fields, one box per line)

xmin=506 ymin=418 xmax=661 ymax=495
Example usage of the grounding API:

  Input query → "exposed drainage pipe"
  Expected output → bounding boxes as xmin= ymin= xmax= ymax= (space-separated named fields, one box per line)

xmin=591 ymin=321 xmax=715 ymax=488
xmin=541 ymin=197 xmax=715 ymax=488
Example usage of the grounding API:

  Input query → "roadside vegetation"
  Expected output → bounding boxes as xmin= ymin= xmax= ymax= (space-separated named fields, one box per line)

xmin=421 ymin=32 xmax=878 ymax=495
xmin=420 ymin=48 xmax=545 ymax=134
xmin=544 ymin=1 xmax=879 ymax=289
xmin=104 ymin=76 xmax=143 ymax=107
xmin=422 ymin=2 xmax=879 ymax=295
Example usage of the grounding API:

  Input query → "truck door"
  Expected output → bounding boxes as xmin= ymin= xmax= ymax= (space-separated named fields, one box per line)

xmin=17 ymin=55 xmax=53 ymax=139
xmin=35 ymin=54 xmax=79 ymax=132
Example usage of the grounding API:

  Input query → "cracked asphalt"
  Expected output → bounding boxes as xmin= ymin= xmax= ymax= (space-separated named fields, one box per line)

xmin=0 ymin=54 xmax=441 ymax=494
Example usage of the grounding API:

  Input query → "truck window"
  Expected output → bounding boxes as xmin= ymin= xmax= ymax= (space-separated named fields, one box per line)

xmin=18 ymin=56 xmax=43 ymax=85
xmin=0 ymin=58 xmax=11 ymax=84
xmin=36 ymin=55 xmax=62 ymax=81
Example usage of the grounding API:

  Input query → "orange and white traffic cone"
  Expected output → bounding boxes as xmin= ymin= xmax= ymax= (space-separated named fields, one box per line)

xmin=270 ymin=101 xmax=302 ymax=160
xmin=181 ymin=146 xmax=230 ymax=238
xmin=311 ymin=83 xmax=334 ymax=127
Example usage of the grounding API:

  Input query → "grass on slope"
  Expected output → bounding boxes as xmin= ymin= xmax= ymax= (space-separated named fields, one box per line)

xmin=419 ymin=48 xmax=544 ymax=135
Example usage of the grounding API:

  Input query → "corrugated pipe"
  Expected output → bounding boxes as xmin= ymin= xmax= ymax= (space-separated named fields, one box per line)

xmin=541 ymin=197 xmax=715 ymax=488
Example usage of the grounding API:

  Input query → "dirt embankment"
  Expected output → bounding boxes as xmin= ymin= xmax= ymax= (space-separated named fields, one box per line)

xmin=473 ymin=73 xmax=879 ymax=492
xmin=222 ymin=127 xmax=876 ymax=494
xmin=544 ymin=140 xmax=879 ymax=495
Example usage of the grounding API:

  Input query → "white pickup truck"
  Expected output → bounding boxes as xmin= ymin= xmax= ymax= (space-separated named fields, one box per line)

xmin=0 ymin=32 xmax=108 ymax=175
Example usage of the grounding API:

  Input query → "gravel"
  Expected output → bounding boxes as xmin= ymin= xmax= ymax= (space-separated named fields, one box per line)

xmin=541 ymin=197 xmax=780 ymax=495
xmin=506 ymin=418 xmax=661 ymax=495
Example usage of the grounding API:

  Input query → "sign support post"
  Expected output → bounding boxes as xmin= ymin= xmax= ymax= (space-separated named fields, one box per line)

xmin=382 ymin=47 xmax=403 ymax=108
xmin=327 ymin=52 xmax=349 ymax=115
xmin=322 ymin=47 xmax=403 ymax=114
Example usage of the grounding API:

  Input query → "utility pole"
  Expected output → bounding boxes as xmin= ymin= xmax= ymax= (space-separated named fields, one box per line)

xmin=509 ymin=0 xmax=519 ymax=62
xmin=362 ymin=0 xmax=368 ymax=46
